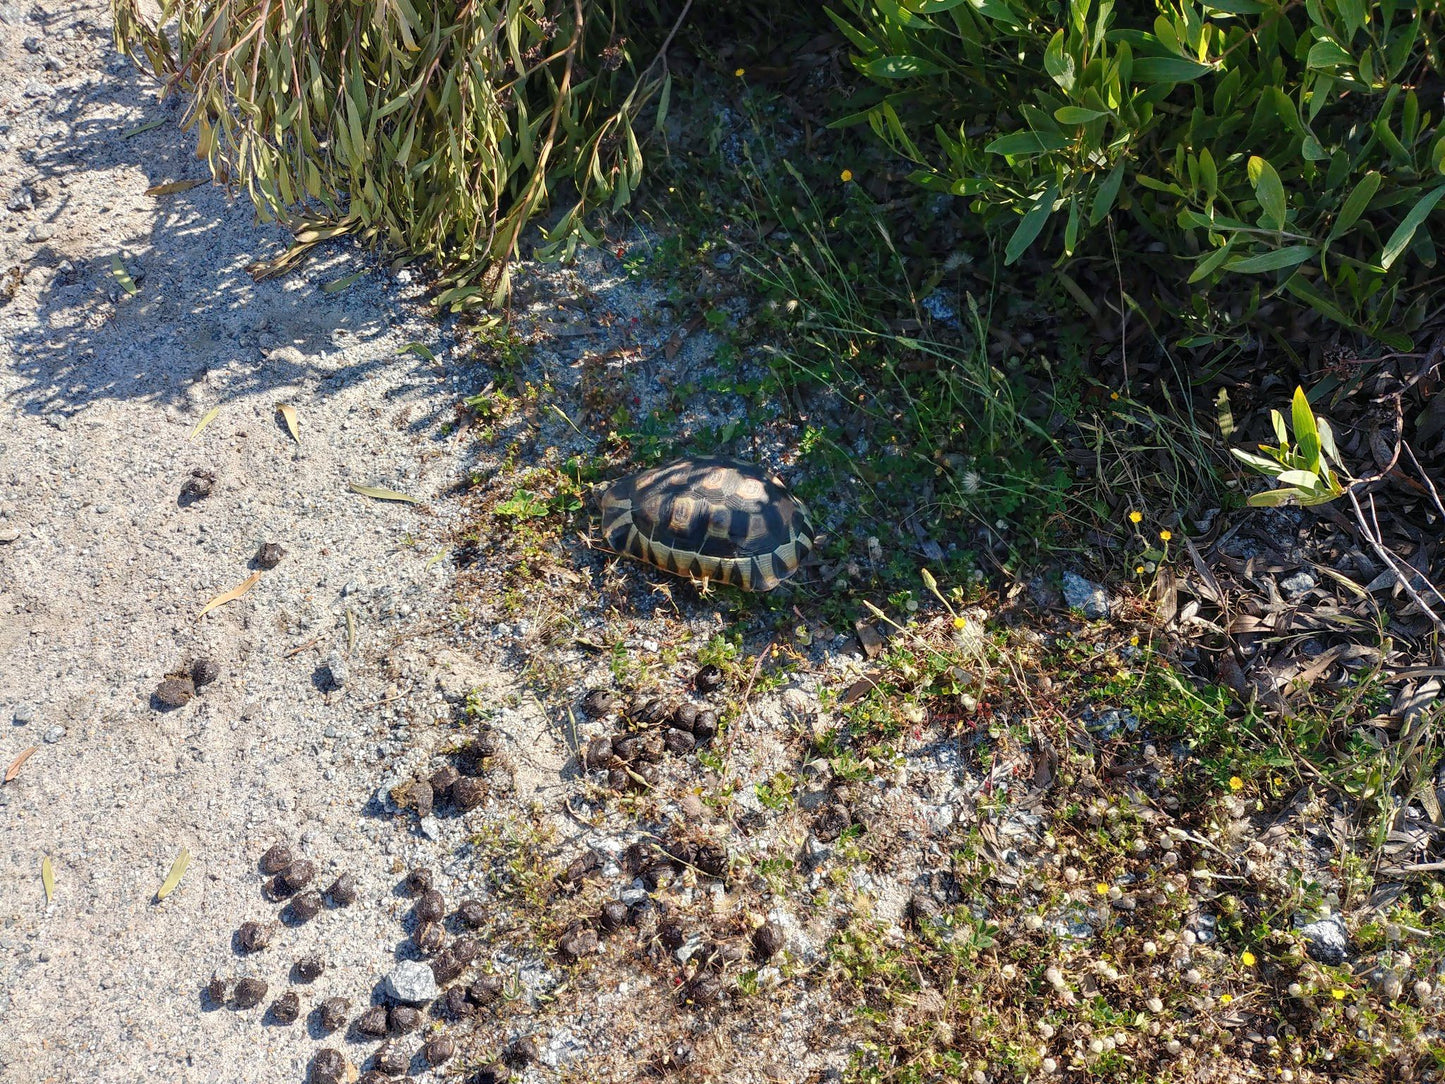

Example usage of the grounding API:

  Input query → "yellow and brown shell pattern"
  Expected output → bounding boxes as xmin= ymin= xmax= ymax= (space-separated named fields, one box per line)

xmin=598 ymin=457 xmax=815 ymax=591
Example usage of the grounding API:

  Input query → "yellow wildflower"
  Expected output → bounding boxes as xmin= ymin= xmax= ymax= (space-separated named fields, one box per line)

xmin=1095 ymin=883 xmax=1109 ymax=896
xmin=1219 ymin=993 xmax=1233 ymax=1004
xmin=734 ymin=67 xmax=745 ymax=77
xmin=1160 ymin=529 xmax=1173 ymax=541
xmin=841 ymin=169 xmax=854 ymax=182
xmin=1331 ymin=988 xmax=1348 ymax=1000
xmin=1242 ymin=950 xmax=1256 ymax=967
xmin=1229 ymin=776 xmax=1244 ymax=791
xmin=1128 ymin=510 xmax=1142 ymax=524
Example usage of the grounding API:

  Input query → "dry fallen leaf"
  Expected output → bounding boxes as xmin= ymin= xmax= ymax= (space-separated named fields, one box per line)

xmin=123 ymin=118 xmax=165 ymax=139
xmin=197 ymin=571 xmax=263 ymax=619
xmin=349 ymin=483 xmax=419 ymax=504
xmin=320 ymin=270 xmax=364 ymax=294
xmin=155 ymin=847 xmax=191 ymax=902
xmin=276 ymin=403 xmax=300 ymax=443
xmin=42 ymin=856 xmax=54 ymax=904
xmin=110 ymin=255 xmax=139 ymax=296
xmin=188 ymin=406 xmax=220 ymax=442
xmin=398 ymin=342 xmax=436 ymax=361
xmin=5 ymin=745 xmax=38 ymax=783
xmin=144 ymin=179 xmax=206 ymax=196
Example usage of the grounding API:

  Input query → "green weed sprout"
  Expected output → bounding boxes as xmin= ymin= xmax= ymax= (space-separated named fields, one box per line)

xmin=1230 ymin=387 xmax=1346 ymax=507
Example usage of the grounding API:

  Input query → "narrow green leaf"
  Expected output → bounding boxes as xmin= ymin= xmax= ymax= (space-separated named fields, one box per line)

xmin=1291 ymin=386 xmax=1321 ymax=471
xmin=1216 ymin=387 xmax=1235 ymax=439
xmin=1232 ymin=448 xmax=1285 ymax=473
xmin=1224 ymin=245 xmax=1315 ymax=273
xmin=1307 ymin=40 xmax=1355 ymax=69
xmin=1248 ymin=156 xmax=1286 ymax=231
xmin=1044 ymin=30 xmax=1075 ymax=91
xmin=985 ymin=131 xmax=1069 ymax=155
xmin=1055 ymin=106 xmax=1107 ymax=123
xmin=1317 ymin=417 xmax=1340 ymax=465
xmin=1382 ymin=184 xmax=1445 ymax=270
xmin=1199 ymin=147 xmax=1217 ymax=202
xmin=1090 ymin=162 xmax=1125 ymax=225
xmin=1188 ymin=238 xmax=1237 ymax=282
xmin=861 ymin=55 xmax=946 ymax=78
xmin=1327 ymin=170 xmax=1382 ymax=242
xmin=1131 ymin=56 xmax=1214 ymax=83
xmin=1005 ymin=184 xmax=1058 ymax=265
xmin=1284 ymin=276 xmax=1356 ymax=328
xmin=42 ymin=856 xmax=54 ymax=904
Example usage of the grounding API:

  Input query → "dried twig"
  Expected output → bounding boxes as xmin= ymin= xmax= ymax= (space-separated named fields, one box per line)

xmin=1346 ymin=488 xmax=1445 ymax=633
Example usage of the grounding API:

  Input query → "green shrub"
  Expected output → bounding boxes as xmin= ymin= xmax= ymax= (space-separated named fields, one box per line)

xmin=830 ymin=0 xmax=1445 ymax=348
xmin=112 ymin=0 xmax=676 ymax=307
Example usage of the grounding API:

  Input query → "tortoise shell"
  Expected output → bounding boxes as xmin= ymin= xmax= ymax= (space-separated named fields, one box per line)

xmin=599 ymin=457 xmax=814 ymax=591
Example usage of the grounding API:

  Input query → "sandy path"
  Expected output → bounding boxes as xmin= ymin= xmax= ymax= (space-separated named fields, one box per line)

xmin=0 ymin=7 xmax=503 ymax=1080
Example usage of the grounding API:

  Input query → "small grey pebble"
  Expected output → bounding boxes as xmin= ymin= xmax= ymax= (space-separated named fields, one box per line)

xmin=42 ymin=726 xmax=64 ymax=744
xmin=94 ymin=503 xmax=111 ymax=514
xmin=13 ymin=704 xmax=35 ymax=725
xmin=324 ymin=650 xmax=349 ymax=689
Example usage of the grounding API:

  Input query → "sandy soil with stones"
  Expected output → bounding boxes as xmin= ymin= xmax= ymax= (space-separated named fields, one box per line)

xmin=0 ymin=5 xmax=565 ymax=1081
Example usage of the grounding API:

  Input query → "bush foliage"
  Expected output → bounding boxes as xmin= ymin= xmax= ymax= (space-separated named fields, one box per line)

xmin=830 ymin=0 xmax=1445 ymax=348
xmin=113 ymin=0 xmax=1445 ymax=346
xmin=112 ymin=0 xmax=676 ymax=306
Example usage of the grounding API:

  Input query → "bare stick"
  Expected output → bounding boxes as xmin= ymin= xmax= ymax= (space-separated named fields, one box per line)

xmin=1346 ymin=487 xmax=1445 ymax=632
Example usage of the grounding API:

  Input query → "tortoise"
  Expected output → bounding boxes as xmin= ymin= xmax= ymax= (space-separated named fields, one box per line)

xmin=598 ymin=457 xmax=814 ymax=591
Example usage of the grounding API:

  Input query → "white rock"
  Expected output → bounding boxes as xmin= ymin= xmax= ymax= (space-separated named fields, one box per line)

xmin=383 ymin=960 xmax=439 ymax=1004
